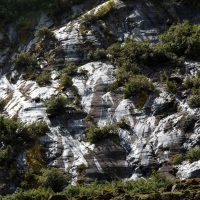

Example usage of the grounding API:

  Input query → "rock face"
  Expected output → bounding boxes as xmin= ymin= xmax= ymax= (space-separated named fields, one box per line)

xmin=1 ymin=0 xmax=200 ymax=192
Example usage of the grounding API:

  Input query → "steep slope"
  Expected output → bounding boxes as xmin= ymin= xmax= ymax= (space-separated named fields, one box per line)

xmin=1 ymin=0 xmax=200 ymax=195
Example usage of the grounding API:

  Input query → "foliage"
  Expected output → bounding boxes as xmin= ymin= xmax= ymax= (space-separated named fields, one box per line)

xmin=0 ymin=117 xmax=48 ymax=193
xmin=34 ymin=27 xmax=55 ymax=40
xmin=165 ymin=79 xmax=178 ymax=93
xmin=36 ymin=71 xmax=51 ymax=86
xmin=86 ymin=123 xmax=118 ymax=143
xmin=45 ymin=96 xmax=67 ymax=116
xmin=159 ymin=20 xmax=200 ymax=60
xmin=59 ymin=74 xmax=73 ymax=88
xmin=61 ymin=61 xmax=78 ymax=76
xmin=63 ymin=171 xmax=171 ymax=198
xmin=0 ymin=187 xmax=53 ymax=200
xmin=185 ymin=146 xmax=200 ymax=163
xmin=171 ymin=154 xmax=184 ymax=165
xmin=184 ymin=71 xmax=200 ymax=107
xmin=88 ymin=48 xmax=107 ymax=60
xmin=26 ymin=146 xmax=45 ymax=172
xmin=159 ymin=71 xmax=168 ymax=82
xmin=171 ymin=147 xmax=200 ymax=164
xmin=123 ymin=75 xmax=153 ymax=98
xmin=188 ymin=95 xmax=200 ymax=108
xmin=38 ymin=167 xmax=71 ymax=192
xmin=0 ymin=116 xmax=48 ymax=150
xmin=13 ymin=52 xmax=37 ymax=70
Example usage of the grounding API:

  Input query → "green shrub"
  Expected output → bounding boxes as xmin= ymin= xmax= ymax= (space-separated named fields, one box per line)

xmin=171 ymin=154 xmax=184 ymax=165
xmin=185 ymin=147 xmax=200 ymax=163
xmin=171 ymin=147 xmax=200 ymax=164
xmin=184 ymin=72 xmax=200 ymax=107
xmin=38 ymin=168 xmax=71 ymax=192
xmin=117 ymin=117 xmax=130 ymax=129
xmin=165 ymin=79 xmax=178 ymax=93
xmin=36 ymin=71 xmax=51 ymax=86
xmin=61 ymin=61 xmax=78 ymax=76
xmin=59 ymin=74 xmax=73 ymax=88
xmin=108 ymin=81 xmax=120 ymax=91
xmin=184 ymin=77 xmax=200 ymax=89
xmin=88 ymin=48 xmax=107 ymax=60
xmin=123 ymin=75 xmax=153 ymax=98
xmin=0 ymin=117 xmax=48 ymax=146
xmin=63 ymin=185 xmax=80 ymax=198
xmin=188 ymin=95 xmax=200 ymax=108
xmin=45 ymin=96 xmax=67 ymax=116
xmin=34 ymin=27 xmax=55 ymax=40
xmin=13 ymin=52 xmax=37 ymax=70
xmin=0 ymin=187 xmax=53 ymax=200
xmin=86 ymin=123 xmax=118 ymax=143
xmin=159 ymin=71 xmax=168 ymax=82
xmin=159 ymin=20 xmax=200 ymax=60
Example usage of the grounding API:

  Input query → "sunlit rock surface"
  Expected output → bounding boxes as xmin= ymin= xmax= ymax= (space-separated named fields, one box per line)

xmin=1 ymin=0 xmax=200 ymax=188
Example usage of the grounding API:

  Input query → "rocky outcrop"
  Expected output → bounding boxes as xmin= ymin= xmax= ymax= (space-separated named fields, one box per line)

xmin=1 ymin=0 xmax=200 ymax=191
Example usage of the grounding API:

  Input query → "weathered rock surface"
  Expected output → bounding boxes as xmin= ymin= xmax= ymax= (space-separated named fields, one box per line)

xmin=1 ymin=0 xmax=200 ymax=192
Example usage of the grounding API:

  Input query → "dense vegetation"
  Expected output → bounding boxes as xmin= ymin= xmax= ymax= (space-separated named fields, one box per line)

xmin=0 ymin=172 xmax=172 ymax=199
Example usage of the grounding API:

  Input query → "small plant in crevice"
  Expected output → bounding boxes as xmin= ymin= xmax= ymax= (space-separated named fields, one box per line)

xmin=73 ymin=96 xmax=81 ymax=107
xmin=117 ymin=117 xmax=130 ymax=129
xmin=136 ymin=90 xmax=149 ymax=110
xmin=165 ymin=79 xmax=178 ymax=93
xmin=77 ymin=163 xmax=86 ymax=185
xmin=86 ymin=113 xmax=93 ymax=122
xmin=159 ymin=71 xmax=168 ymax=83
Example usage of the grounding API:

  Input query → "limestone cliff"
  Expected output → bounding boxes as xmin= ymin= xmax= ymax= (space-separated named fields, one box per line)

xmin=1 ymin=0 xmax=200 ymax=195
